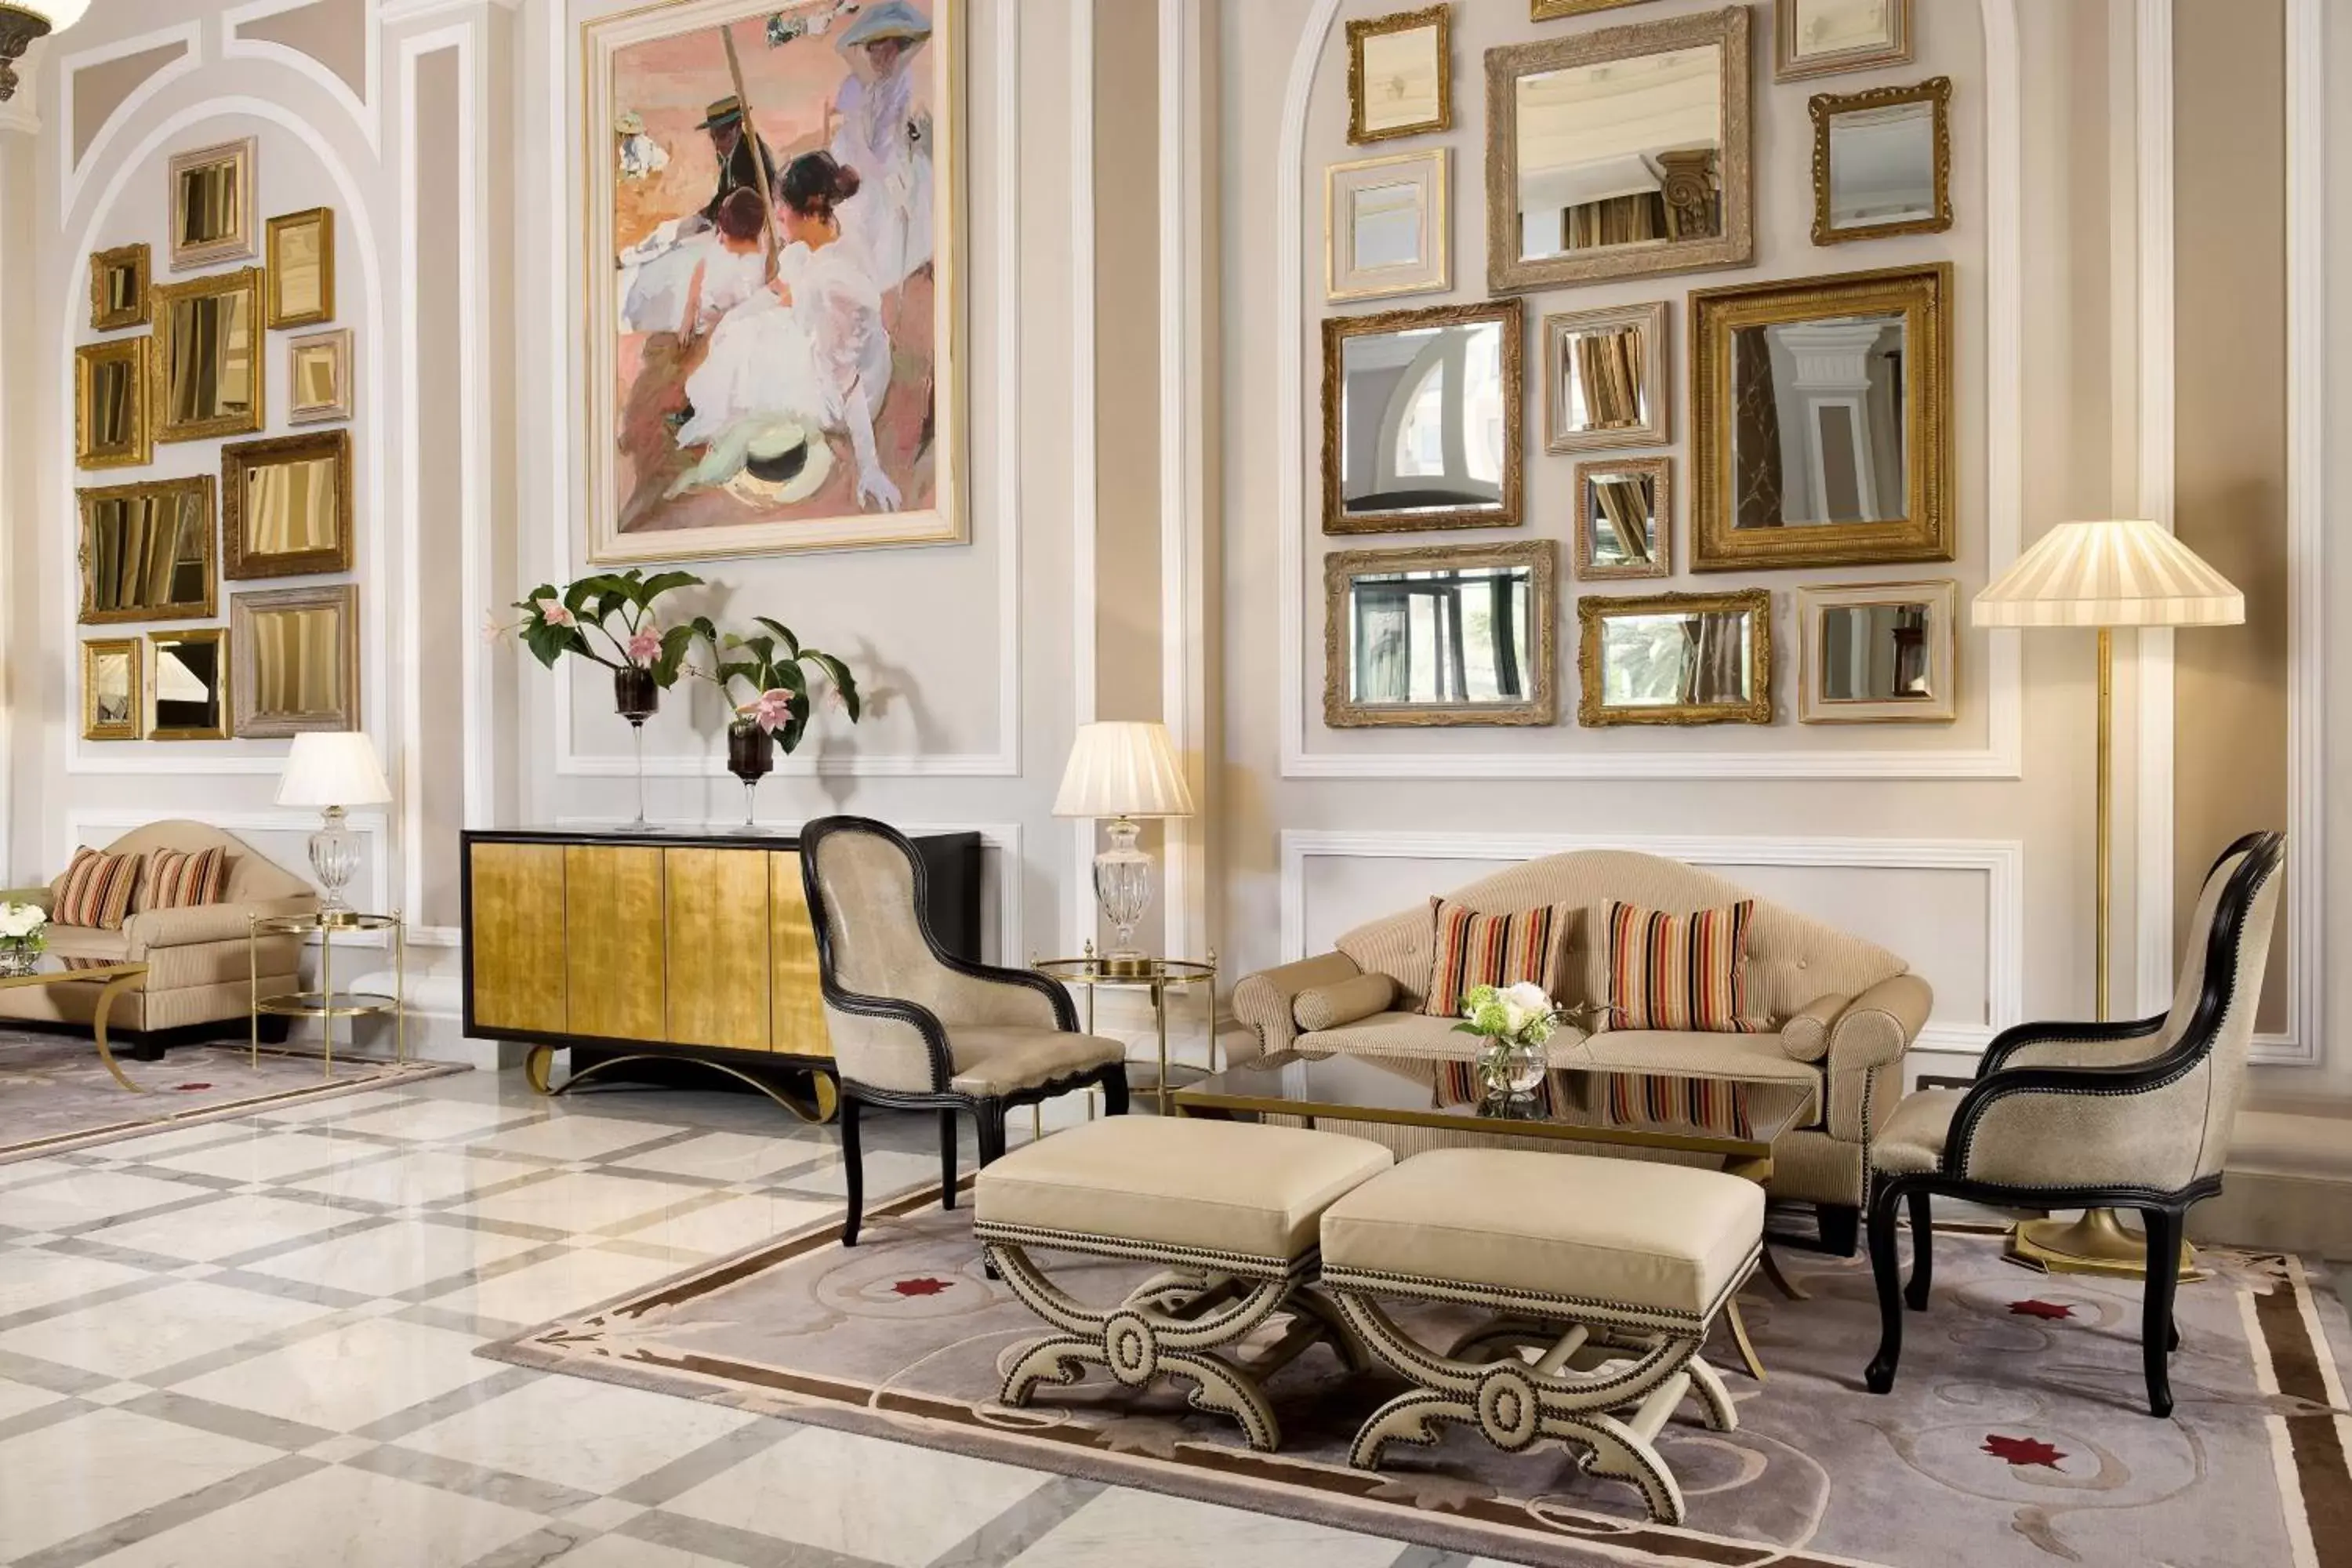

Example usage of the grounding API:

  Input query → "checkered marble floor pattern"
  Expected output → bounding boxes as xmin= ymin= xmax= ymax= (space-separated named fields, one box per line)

xmin=0 ymin=1068 xmax=1486 ymax=1568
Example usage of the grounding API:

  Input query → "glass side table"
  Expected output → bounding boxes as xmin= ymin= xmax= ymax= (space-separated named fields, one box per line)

xmin=1032 ymin=947 xmax=1218 ymax=1116
xmin=248 ymin=909 xmax=405 ymax=1076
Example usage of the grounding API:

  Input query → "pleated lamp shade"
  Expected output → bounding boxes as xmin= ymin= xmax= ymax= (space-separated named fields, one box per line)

xmin=277 ymin=731 xmax=394 ymax=808
xmin=1054 ymin=722 xmax=1196 ymax=818
xmin=1973 ymin=519 xmax=2244 ymax=629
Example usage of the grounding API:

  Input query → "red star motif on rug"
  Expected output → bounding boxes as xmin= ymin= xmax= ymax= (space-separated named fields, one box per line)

xmin=2008 ymin=1299 xmax=2075 ymax=1321
xmin=1983 ymin=1434 xmax=2067 ymax=1468
xmin=174 ymin=1083 xmax=212 ymax=1092
xmin=889 ymin=1277 xmax=955 ymax=1298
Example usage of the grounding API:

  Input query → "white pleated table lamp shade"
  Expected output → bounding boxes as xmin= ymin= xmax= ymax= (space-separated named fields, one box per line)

xmin=1053 ymin=722 xmax=1196 ymax=818
xmin=276 ymin=731 xmax=394 ymax=808
xmin=16 ymin=2 xmax=92 ymax=31
xmin=1973 ymin=518 xmax=2244 ymax=628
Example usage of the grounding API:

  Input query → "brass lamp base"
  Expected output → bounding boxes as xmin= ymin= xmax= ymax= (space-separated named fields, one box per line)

xmin=2005 ymin=1207 xmax=2205 ymax=1282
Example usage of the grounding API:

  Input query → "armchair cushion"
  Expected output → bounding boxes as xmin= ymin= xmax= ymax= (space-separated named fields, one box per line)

xmin=1874 ymin=1088 xmax=1960 ymax=1175
xmin=948 ymin=1026 xmax=1127 ymax=1098
xmin=123 ymin=897 xmax=314 ymax=954
xmin=1294 ymin=972 xmax=1394 ymax=1032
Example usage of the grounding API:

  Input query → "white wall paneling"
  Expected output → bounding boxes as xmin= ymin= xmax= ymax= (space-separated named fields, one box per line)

xmin=1064 ymin=0 xmax=1098 ymax=953
xmin=2132 ymin=0 xmax=2176 ymax=1020
xmin=56 ymin=20 xmax=204 ymax=211
xmin=223 ymin=0 xmax=383 ymax=153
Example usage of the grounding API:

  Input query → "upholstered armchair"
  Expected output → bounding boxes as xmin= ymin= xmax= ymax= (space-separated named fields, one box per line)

xmin=1864 ymin=831 xmax=2285 ymax=1417
xmin=800 ymin=816 xmax=1130 ymax=1244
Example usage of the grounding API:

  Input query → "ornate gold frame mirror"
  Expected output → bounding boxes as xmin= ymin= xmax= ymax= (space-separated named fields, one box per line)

xmin=1812 ymin=77 xmax=1952 ymax=245
xmin=1544 ymin=300 xmax=1668 ymax=453
xmin=82 ymin=639 xmax=142 ymax=742
xmin=75 ymin=339 xmax=151 ymax=470
xmin=1323 ymin=296 xmax=1523 ymax=535
xmin=1485 ymin=6 xmax=1751 ymax=292
xmin=153 ymin=267 xmax=265 ymax=442
xmin=89 ymin=244 xmax=151 ymax=330
xmin=1578 ymin=587 xmax=1771 ymax=727
xmin=1691 ymin=263 xmax=1953 ymax=571
xmin=1573 ymin=457 xmax=1671 ymax=580
xmin=168 ymin=137 xmax=259 ymax=270
xmin=1798 ymin=579 xmax=1957 ymax=724
xmin=1326 ymin=541 xmax=1556 ymax=728
xmin=1348 ymin=5 xmax=1452 ymax=145
xmin=232 ymin=584 xmax=360 ymax=738
xmin=1776 ymin=0 xmax=1912 ymax=82
xmin=223 ymin=430 xmax=354 ymax=579
xmin=78 ymin=477 xmax=216 ymax=625
xmin=266 ymin=207 xmax=335 ymax=328
xmin=147 ymin=627 xmax=231 ymax=742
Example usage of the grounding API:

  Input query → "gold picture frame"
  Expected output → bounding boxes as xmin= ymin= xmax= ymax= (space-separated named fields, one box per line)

xmin=1326 ymin=149 xmax=1450 ymax=303
xmin=1690 ymin=263 xmax=1954 ymax=572
xmin=1811 ymin=77 xmax=1953 ymax=245
xmin=1533 ymin=0 xmax=1654 ymax=16
xmin=1348 ymin=5 xmax=1452 ymax=145
xmin=1578 ymin=588 xmax=1772 ymax=728
xmin=78 ymin=477 xmax=216 ymax=626
xmin=223 ymin=430 xmax=354 ymax=579
xmin=287 ymin=328 xmax=354 ymax=424
xmin=147 ymin=627 xmax=232 ymax=742
xmin=82 ymin=639 xmax=143 ymax=742
xmin=231 ymin=584 xmax=360 ymax=739
xmin=266 ymin=207 xmax=336 ymax=328
xmin=1544 ymin=301 xmax=1668 ymax=453
xmin=1485 ymin=6 xmax=1752 ymax=293
xmin=168 ymin=137 xmax=259 ymax=270
xmin=1798 ymin=579 xmax=1958 ymax=724
xmin=1776 ymin=0 xmax=1913 ymax=83
xmin=1325 ymin=540 xmax=1556 ymax=728
xmin=152 ymin=267 xmax=266 ymax=443
xmin=1573 ymin=457 xmax=1671 ymax=581
xmin=89 ymin=244 xmax=151 ymax=330
xmin=75 ymin=339 xmax=152 ymax=470
xmin=1323 ymin=296 xmax=1523 ymax=535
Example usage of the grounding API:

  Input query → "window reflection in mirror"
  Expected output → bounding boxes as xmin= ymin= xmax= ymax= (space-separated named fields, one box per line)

xmin=1730 ymin=312 xmax=1907 ymax=529
xmin=1341 ymin=322 xmax=1506 ymax=515
xmin=1515 ymin=45 xmax=1722 ymax=262
xmin=150 ymin=631 xmax=227 ymax=738
xmin=1597 ymin=608 xmax=1755 ymax=710
xmin=1347 ymin=561 xmax=1535 ymax=707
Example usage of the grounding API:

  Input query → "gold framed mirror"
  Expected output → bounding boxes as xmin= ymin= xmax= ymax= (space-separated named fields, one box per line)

xmin=153 ymin=267 xmax=265 ymax=442
xmin=1544 ymin=300 xmax=1668 ymax=452
xmin=223 ymin=430 xmax=354 ymax=579
xmin=1326 ymin=541 xmax=1556 ymax=728
xmin=231 ymin=584 xmax=359 ymax=738
xmin=1691 ymin=263 xmax=1953 ymax=571
xmin=78 ymin=477 xmax=216 ymax=625
xmin=267 ymin=208 xmax=335 ymax=328
xmin=1811 ymin=78 xmax=1952 ymax=245
xmin=75 ymin=339 xmax=151 ymax=470
xmin=147 ymin=627 xmax=231 ymax=742
xmin=1578 ymin=587 xmax=1771 ymax=727
xmin=1776 ymin=0 xmax=1913 ymax=82
xmin=82 ymin=639 xmax=143 ymax=742
xmin=168 ymin=137 xmax=259 ymax=270
xmin=1573 ymin=457 xmax=1671 ymax=580
xmin=89 ymin=244 xmax=151 ymax=331
xmin=1485 ymin=6 xmax=1752 ymax=292
xmin=1348 ymin=5 xmax=1451 ymax=145
xmin=287 ymin=328 xmax=354 ymax=424
xmin=1323 ymin=296 xmax=1523 ymax=535
xmin=1798 ymin=579 xmax=1957 ymax=724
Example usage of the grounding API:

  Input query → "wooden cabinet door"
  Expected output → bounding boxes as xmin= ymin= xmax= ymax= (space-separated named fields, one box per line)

xmin=469 ymin=843 xmax=568 ymax=1033
xmin=769 ymin=851 xmax=831 ymax=1059
xmin=665 ymin=847 xmax=771 ymax=1050
xmin=563 ymin=845 xmax=667 ymax=1040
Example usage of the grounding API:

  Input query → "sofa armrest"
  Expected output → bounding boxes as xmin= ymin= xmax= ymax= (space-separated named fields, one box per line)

xmin=1779 ymin=993 xmax=1852 ymax=1062
xmin=0 ymin=887 xmax=55 ymax=914
xmin=1230 ymin=952 xmax=1363 ymax=1063
xmin=1822 ymin=973 xmax=1932 ymax=1071
xmin=122 ymin=897 xmax=318 ymax=955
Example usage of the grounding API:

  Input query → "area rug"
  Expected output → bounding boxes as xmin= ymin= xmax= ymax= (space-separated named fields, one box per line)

xmin=0 ymin=1033 xmax=463 ymax=1162
xmin=485 ymin=1190 xmax=2351 ymax=1568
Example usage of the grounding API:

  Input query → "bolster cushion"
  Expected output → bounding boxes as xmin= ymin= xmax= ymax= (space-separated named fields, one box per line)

xmin=1780 ymin=993 xmax=1851 ymax=1062
xmin=1294 ymin=972 xmax=1396 ymax=1032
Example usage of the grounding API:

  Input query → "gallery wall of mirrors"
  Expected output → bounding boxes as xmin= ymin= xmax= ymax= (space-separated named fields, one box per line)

xmin=1317 ymin=0 xmax=1965 ymax=735
xmin=72 ymin=137 xmax=361 ymax=744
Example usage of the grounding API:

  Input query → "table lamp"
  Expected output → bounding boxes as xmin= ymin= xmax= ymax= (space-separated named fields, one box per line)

xmin=1054 ymin=721 xmax=1196 ymax=975
xmin=277 ymin=731 xmax=394 ymax=915
xmin=1973 ymin=517 xmax=2243 ymax=1276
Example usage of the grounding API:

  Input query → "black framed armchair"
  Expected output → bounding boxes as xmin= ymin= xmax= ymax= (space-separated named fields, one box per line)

xmin=800 ymin=816 xmax=1129 ymax=1245
xmin=1862 ymin=831 xmax=2285 ymax=1417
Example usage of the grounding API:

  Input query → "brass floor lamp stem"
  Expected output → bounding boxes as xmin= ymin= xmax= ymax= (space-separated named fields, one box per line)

xmin=2095 ymin=625 xmax=2111 ymax=1023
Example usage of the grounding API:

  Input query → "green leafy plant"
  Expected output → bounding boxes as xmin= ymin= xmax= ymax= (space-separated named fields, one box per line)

xmin=506 ymin=570 xmax=704 ymax=686
xmin=695 ymin=615 xmax=862 ymax=753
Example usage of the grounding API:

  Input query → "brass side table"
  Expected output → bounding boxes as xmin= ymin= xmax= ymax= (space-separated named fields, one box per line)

xmin=1032 ymin=949 xmax=1218 ymax=1116
xmin=248 ymin=909 xmax=405 ymax=1076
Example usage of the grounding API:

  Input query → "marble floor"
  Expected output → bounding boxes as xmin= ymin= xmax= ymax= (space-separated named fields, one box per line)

xmin=0 ymin=1065 xmax=1487 ymax=1568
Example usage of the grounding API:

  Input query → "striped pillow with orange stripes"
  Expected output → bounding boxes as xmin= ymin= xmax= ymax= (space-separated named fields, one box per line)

xmin=53 ymin=848 xmax=144 ymax=931
xmin=144 ymin=846 xmax=227 ymax=910
xmin=1602 ymin=899 xmax=1764 ymax=1033
xmin=1419 ymin=898 xmax=1573 ymax=1019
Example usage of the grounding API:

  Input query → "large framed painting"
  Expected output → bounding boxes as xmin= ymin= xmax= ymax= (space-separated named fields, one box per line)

xmin=583 ymin=0 xmax=966 ymax=564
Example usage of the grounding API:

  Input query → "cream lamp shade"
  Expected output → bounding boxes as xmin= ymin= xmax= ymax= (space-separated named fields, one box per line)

xmin=3 ymin=2 xmax=90 ymax=32
xmin=1053 ymin=721 xmax=1196 ymax=819
xmin=1973 ymin=519 xmax=2244 ymax=629
xmin=276 ymin=731 xmax=393 ymax=809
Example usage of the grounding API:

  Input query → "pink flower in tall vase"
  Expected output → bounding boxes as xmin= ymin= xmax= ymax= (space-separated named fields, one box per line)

xmin=749 ymin=688 xmax=797 ymax=735
xmin=626 ymin=625 xmax=662 ymax=665
xmin=534 ymin=596 xmax=574 ymax=628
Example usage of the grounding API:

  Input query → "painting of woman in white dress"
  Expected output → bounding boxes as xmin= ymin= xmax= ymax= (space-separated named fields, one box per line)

xmin=584 ymin=0 xmax=963 ymax=562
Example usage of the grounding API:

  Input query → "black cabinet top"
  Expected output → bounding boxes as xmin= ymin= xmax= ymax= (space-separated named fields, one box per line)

xmin=462 ymin=825 xmax=982 ymax=853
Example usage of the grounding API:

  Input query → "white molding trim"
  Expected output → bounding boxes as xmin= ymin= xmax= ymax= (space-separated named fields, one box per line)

xmin=2132 ymin=0 xmax=2177 ymax=1018
xmin=1279 ymin=830 xmax=2025 ymax=1054
xmin=56 ymin=21 xmax=203 ymax=213
xmin=1157 ymin=0 xmax=1209 ymax=963
xmin=381 ymin=0 xmax=520 ymax=22
xmin=1273 ymin=0 xmax=2024 ymax=781
xmin=1065 ymin=0 xmax=1098 ymax=953
xmin=60 ymin=808 xmax=391 ymax=912
xmin=223 ymin=0 xmax=382 ymax=154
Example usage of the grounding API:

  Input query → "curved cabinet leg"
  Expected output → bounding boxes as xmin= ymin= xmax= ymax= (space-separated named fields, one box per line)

xmin=524 ymin=1044 xmax=558 ymax=1096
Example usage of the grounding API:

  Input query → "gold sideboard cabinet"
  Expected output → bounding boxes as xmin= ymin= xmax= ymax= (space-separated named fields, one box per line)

xmin=461 ymin=826 xmax=983 ymax=1116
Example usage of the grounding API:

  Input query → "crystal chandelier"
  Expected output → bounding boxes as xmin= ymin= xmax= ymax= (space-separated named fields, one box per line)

xmin=0 ymin=2 xmax=90 ymax=103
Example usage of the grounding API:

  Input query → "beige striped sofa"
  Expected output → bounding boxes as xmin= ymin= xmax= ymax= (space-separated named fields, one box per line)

xmin=1230 ymin=851 xmax=1932 ymax=1252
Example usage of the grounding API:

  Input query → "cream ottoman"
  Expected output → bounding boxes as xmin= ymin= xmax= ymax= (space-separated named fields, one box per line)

xmin=1319 ymin=1149 xmax=1764 ymax=1525
xmin=974 ymin=1115 xmax=1394 ymax=1451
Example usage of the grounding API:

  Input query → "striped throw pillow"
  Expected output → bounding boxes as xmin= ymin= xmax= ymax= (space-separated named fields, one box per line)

xmin=1602 ymin=900 xmax=1763 ymax=1033
xmin=1421 ymin=898 xmax=1573 ymax=1018
xmin=53 ymin=848 xmax=144 ymax=931
xmin=144 ymin=847 xmax=226 ymax=910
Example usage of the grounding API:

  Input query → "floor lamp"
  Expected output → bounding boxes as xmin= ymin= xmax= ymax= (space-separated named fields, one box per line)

xmin=1973 ymin=518 xmax=2244 ymax=1276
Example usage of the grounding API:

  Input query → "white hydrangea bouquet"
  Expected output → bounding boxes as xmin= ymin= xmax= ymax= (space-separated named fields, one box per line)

xmin=0 ymin=901 xmax=48 ymax=977
xmin=1452 ymin=980 xmax=1560 ymax=1102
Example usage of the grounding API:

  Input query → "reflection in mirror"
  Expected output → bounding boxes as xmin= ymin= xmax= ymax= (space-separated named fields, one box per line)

xmin=148 ymin=630 xmax=228 ymax=741
xmin=1515 ymin=45 xmax=1722 ymax=261
xmin=1349 ymin=7 xmax=1449 ymax=143
xmin=1579 ymin=590 xmax=1771 ymax=726
xmin=76 ymin=341 xmax=148 ymax=469
xmin=179 ymin=162 xmax=241 ymax=249
xmin=79 ymin=480 xmax=214 ymax=624
xmin=245 ymin=458 xmax=341 ymax=555
xmin=1821 ymin=602 xmax=1932 ymax=702
xmin=83 ymin=639 xmax=140 ymax=742
xmin=90 ymin=245 xmax=149 ymax=330
xmin=1780 ymin=0 xmax=1910 ymax=78
xmin=1730 ymin=313 xmax=1908 ymax=529
xmin=1352 ymin=181 xmax=1424 ymax=270
xmin=1799 ymin=579 xmax=1955 ymax=723
xmin=88 ymin=361 xmax=134 ymax=445
xmin=1576 ymin=457 xmax=1668 ymax=579
xmin=1326 ymin=543 xmax=1555 ymax=726
xmin=1340 ymin=323 xmax=1505 ymax=516
xmin=1827 ymin=101 xmax=1935 ymax=229
xmin=156 ymin=270 xmax=263 ymax=441
xmin=1544 ymin=303 xmax=1666 ymax=452
xmin=169 ymin=140 xmax=256 ymax=268
xmin=225 ymin=430 xmax=352 ymax=578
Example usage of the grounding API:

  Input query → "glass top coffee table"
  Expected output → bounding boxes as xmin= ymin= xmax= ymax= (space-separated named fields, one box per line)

xmin=0 ymin=957 xmax=151 ymax=1092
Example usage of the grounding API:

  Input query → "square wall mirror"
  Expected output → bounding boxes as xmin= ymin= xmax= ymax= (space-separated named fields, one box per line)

xmin=1813 ymin=78 xmax=1952 ymax=245
xmin=169 ymin=137 xmax=259 ymax=270
xmin=223 ymin=430 xmax=354 ymax=579
xmin=1798 ymin=579 xmax=1956 ymax=723
xmin=147 ymin=628 xmax=230 ymax=742
xmin=288 ymin=329 xmax=354 ymax=424
xmin=154 ymin=268 xmax=264 ymax=442
xmin=1579 ymin=587 xmax=1772 ymax=727
xmin=1323 ymin=297 xmax=1523 ymax=534
xmin=267 ymin=208 xmax=335 ymax=328
xmin=232 ymin=584 xmax=359 ymax=738
xmin=1327 ymin=151 xmax=1450 ymax=303
xmin=89 ymin=244 xmax=151 ymax=331
xmin=82 ymin=639 xmax=142 ymax=742
xmin=1486 ymin=7 xmax=1751 ymax=292
xmin=1777 ymin=0 xmax=1913 ymax=82
xmin=1326 ymin=541 xmax=1556 ymax=728
xmin=75 ymin=339 xmax=151 ymax=470
xmin=78 ymin=477 xmax=216 ymax=625
xmin=1544 ymin=300 xmax=1667 ymax=452
xmin=1348 ymin=6 xmax=1451 ymax=144
xmin=1573 ymin=457 xmax=1671 ymax=579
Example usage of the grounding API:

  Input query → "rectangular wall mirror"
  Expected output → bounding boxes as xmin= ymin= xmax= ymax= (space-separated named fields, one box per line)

xmin=1692 ymin=263 xmax=1952 ymax=570
xmin=78 ymin=477 xmax=216 ymax=625
xmin=1326 ymin=542 xmax=1556 ymax=728
xmin=1798 ymin=579 xmax=1956 ymax=723
xmin=1348 ymin=5 xmax=1451 ymax=144
xmin=1573 ymin=456 xmax=1670 ymax=579
xmin=1324 ymin=297 xmax=1523 ymax=534
xmin=1486 ymin=7 xmax=1751 ymax=292
xmin=232 ymin=584 xmax=359 ymax=738
xmin=1579 ymin=587 xmax=1771 ymax=727
xmin=75 ymin=339 xmax=151 ymax=470
xmin=1777 ymin=0 xmax=1913 ymax=82
xmin=89 ymin=244 xmax=151 ymax=331
xmin=147 ymin=628 xmax=230 ymax=742
xmin=1812 ymin=78 xmax=1952 ymax=244
xmin=288 ymin=329 xmax=354 ymax=424
xmin=267 ymin=207 xmax=335 ymax=328
xmin=82 ymin=639 xmax=142 ymax=742
xmin=154 ymin=268 xmax=264 ymax=442
xmin=1544 ymin=301 xmax=1668 ymax=452
xmin=1327 ymin=150 xmax=1450 ymax=303
xmin=223 ymin=429 xmax=354 ymax=579
xmin=169 ymin=137 xmax=258 ymax=270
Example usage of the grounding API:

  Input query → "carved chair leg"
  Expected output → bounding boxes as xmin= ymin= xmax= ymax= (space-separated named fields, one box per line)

xmin=839 ymin=1094 xmax=865 ymax=1248
xmin=2141 ymin=1205 xmax=2184 ymax=1418
xmin=1098 ymin=1061 xmax=1131 ymax=1116
xmin=975 ymin=1101 xmax=1008 ymax=1165
xmin=1864 ymin=1177 xmax=1908 ymax=1395
xmin=1817 ymin=1203 xmax=1861 ymax=1257
xmin=1904 ymin=1188 xmax=1934 ymax=1311
xmin=938 ymin=1110 xmax=959 ymax=1210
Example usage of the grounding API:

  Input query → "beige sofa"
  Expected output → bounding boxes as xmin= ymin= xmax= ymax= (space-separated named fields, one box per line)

xmin=1230 ymin=850 xmax=1932 ymax=1252
xmin=0 ymin=821 xmax=318 ymax=1051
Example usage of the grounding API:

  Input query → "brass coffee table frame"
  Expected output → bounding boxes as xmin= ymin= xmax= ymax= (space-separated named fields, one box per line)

xmin=0 ymin=961 xmax=151 ymax=1091
xmin=1033 ymin=951 xmax=1218 ymax=1116
xmin=249 ymin=910 xmax=405 ymax=1077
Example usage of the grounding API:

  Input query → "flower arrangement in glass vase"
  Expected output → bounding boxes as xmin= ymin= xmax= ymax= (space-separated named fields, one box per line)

xmin=689 ymin=616 xmax=862 ymax=827
xmin=0 ymin=901 xmax=49 ymax=978
xmin=1453 ymin=980 xmax=1563 ymax=1105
